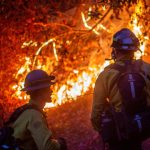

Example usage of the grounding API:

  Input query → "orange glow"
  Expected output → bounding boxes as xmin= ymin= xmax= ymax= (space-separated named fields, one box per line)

xmin=44 ymin=61 xmax=110 ymax=108
xmin=81 ymin=12 xmax=100 ymax=35
xmin=11 ymin=1 xmax=149 ymax=109
xmin=21 ymin=41 xmax=37 ymax=48
xmin=129 ymin=0 xmax=149 ymax=59
xmin=81 ymin=6 xmax=110 ymax=34
xmin=53 ymin=42 xmax=59 ymax=62
xmin=33 ymin=38 xmax=54 ymax=67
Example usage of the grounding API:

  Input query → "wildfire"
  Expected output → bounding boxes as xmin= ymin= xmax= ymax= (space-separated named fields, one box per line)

xmin=33 ymin=38 xmax=55 ymax=67
xmin=11 ymin=1 xmax=149 ymax=109
xmin=45 ymin=61 xmax=109 ymax=108
xmin=130 ymin=0 xmax=149 ymax=59
xmin=81 ymin=6 xmax=111 ymax=34
xmin=21 ymin=41 xmax=38 ymax=48
xmin=81 ymin=12 xmax=100 ymax=35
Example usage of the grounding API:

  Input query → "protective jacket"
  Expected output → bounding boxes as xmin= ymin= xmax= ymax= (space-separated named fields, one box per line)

xmin=91 ymin=58 xmax=150 ymax=132
xmin=11 ymin=99 xmax=60 ymax=150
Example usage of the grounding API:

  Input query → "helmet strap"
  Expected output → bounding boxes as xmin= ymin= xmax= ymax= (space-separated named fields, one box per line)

xmin=111 ymin=48 xmax=117 ymax=61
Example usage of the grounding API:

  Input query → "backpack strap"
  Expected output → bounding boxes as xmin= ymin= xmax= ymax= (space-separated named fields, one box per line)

xmin=107 ymin=63 xmax=126 ymax=96
xmin=108 ymin=60 xmax=146 ymax=97
xmin=110 ymin=60 xmax=146 ymax=76
xmin=5 ymin=104 xmax=45 ymax=125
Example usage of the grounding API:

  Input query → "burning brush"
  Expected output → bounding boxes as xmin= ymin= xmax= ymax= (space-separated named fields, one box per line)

xmin=11 ymin=0 xmax=149 ymax=109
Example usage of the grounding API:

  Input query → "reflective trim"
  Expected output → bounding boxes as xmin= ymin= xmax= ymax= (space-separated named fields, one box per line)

xmin=1 ymin=144 xmax=10 ymax=149
xmin=128 ymin=74 xmax=136 ymax=98
xmin=134 ymin=115 xmax=142 ymax=132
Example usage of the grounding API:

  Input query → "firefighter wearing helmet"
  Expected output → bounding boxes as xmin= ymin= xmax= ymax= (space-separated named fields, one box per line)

xmin=91 ymin=28 xmax=150 ymax=150
xmin=8 ymin=70 xmax=67 ymax=150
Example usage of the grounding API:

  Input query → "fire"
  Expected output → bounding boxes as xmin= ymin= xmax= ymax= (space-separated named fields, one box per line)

xmin=15 ymin=57 xmax=31 ymax=78
xmin=21 ymin=41 xmax=37 ymax=48
xmin=45 ymin=61 xmax=109 ymax=108
xmin=81 ymin=6 xmax=110 ymax=34
xmin=33 ymin=38 xmax=55 ymax=67
xmin=129 ymin=0 xmax=149 ymax=59
xmin=52 ymin=42 xmax=59 ymax=62
xmin=81 ymin=12 xmax=100 ymax=35
xmin=11 ymin=1 xmax=149 ymax=109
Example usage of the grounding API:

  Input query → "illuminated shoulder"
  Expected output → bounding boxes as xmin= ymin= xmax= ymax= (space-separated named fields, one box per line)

xmin=142 ymin=61 xmax=150 ymax=67
xmin=104 ymin=63 xmax=115 ymax=71
xmin=19 ymin=108 xmax=43 ymax=120
xmin=142 ymin=60 xmax=150 ymax=73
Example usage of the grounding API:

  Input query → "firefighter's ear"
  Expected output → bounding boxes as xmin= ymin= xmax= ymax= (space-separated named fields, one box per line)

xmin=111 ymin=48 xmax=117 ymax=60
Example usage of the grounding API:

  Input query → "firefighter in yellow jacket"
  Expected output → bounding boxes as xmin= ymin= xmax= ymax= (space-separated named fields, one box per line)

xmin=9 ymin=70 xmax=67 ymax=150
xmin=91 ymin=28 xmax=150 ymax=150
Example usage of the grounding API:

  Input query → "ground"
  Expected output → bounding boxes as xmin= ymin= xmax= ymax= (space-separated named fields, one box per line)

xmin=46 ymin=95 xmax=150 ymax=150
xmin=46 ymin=95 xmax=103 ymax=150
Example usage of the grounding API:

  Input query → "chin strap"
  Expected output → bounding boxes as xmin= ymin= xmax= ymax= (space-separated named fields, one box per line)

xmin=105 ymin=49 xmax=117 ymax=62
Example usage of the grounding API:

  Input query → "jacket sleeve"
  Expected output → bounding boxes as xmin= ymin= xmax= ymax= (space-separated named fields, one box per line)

xmin=27 ymin=110 xmax=60 ymax=150
xmin=91 ymin=72 xmax=107 ymax=132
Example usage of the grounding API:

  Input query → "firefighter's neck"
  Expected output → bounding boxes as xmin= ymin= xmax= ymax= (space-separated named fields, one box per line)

xmin=29 ymin=98 xmax=46 ymax=110
xmin=116 ymin=52 xmax=134 ymax=61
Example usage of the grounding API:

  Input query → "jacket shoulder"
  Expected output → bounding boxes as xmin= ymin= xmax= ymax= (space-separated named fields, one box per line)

xmin=104 ymin=63 xmax=115 ymax=71
xmin=142 ymin=60 xmax=150 ymax=68
xmin=103 ymin=63 xmax=121 ymax=73
xmin=15 ymin=109 xmax=44 ymax=124
xmin=96 ymin=63 xmax=117 ymax=81
xmin=23 ymin=109 xmax=44 ymax=118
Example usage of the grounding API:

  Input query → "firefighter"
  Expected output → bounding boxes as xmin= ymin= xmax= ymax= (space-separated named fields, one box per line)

xmin=91 ymin=28 xmax=150 ymax=150
xmin=10 ymin=70 xmax=67 ymax=150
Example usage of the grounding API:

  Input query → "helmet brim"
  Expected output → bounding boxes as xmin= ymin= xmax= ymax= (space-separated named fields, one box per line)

xmin=21 ymin=82 xmax=55 ymax=91
xmin=21 ymin=75 xmax=55 ymax=91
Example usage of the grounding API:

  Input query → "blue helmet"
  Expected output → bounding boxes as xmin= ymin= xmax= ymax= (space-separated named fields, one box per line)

xmin=111 ymin=28 xmax=140 ymax=51
xmin=21 ymin=70 xmax=55 ymax=91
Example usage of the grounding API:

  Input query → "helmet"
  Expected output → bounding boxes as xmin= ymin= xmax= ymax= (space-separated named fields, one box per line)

xmin=111 ymin=28 xmax=140 ymax=51
xmin=21 ymin=70 xmax=55 ymax=91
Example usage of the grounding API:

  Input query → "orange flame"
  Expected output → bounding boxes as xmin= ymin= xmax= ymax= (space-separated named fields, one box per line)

xmin=11 ymin=1 xmax=149 ymax=109
xmin=45 ymin=61 xmax=110 ymax=108
xmin=129 ymin=0 xmax=149 ymax=59
xmin=81 ymin=6 xmax=110 ymax=34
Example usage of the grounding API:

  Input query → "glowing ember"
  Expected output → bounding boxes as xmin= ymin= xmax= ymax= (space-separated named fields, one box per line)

xmin=33 ymin=38 xmax=54 ymax=67
xmin=52 ymin=41 xmax=59 ymax=62
xmin=15 ymin=57 xmax=31 ymax=78
xmin=21 ymin=41 xmax=37 ymax=48
xmin=81 ymin=6 xmax=111 ymax=34
xmin=81 ymin=12 xmax=100 ymax=35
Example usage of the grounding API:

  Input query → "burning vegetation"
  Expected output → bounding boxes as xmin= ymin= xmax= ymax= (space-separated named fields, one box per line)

xmin=0 ymin=0 xmax=150 ymax=121
xmin=0 ymin=1 xmax=150 ymax=149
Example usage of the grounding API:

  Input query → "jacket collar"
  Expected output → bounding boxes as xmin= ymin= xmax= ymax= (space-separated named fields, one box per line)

xmin=29 ymin=99 xmax=43 ymax=110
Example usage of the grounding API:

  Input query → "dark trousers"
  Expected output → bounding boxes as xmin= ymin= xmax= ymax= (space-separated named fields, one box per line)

xmin=104 ymin=140 xmax=142 ymax=150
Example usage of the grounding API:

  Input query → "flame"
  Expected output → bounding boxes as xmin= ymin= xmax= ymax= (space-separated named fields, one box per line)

xmin=33 ymin=38 xmax=54 ymax=67
xmin=11 ymin=1 xmax=149 ymax=109
xmin=81 ymin=6 xmax=110 ymax=34
xmin=129 ymin=0 xmax=149 ymax=59
xmin=52 ymin=41 xmax=58 ymax=61
xmin=15 ymin=57 xmax=31 ymax=78
xmin=86 ymin=7 xmax=92 ymax=22
xmin=81 ymin=12 xmax=100 ymax=35
xmin=45 ymin=61 xmax=110 ymax=108
xmin=21 ymin=41 xmax=37 ymax=48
